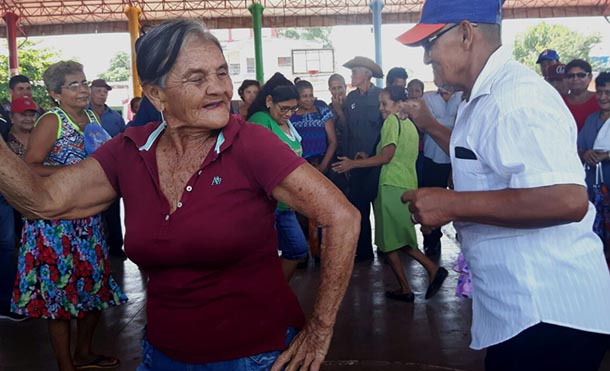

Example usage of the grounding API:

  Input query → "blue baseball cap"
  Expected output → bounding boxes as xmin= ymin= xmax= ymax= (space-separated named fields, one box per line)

xmin=397 ymin=0 xmax=504 ymax=46
xmin=536 ymin=49 xmax=560 ymax=64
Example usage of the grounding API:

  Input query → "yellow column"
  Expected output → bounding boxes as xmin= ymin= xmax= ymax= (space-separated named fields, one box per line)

xmin=125 ymin=6 xmax=142 ymax=97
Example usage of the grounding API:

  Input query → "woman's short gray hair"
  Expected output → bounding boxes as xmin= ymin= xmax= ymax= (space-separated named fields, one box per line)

xmin=136 ymin=18 xmax=223 ymax=87
xmin=43 ymin=60 xmax=84 ymax=94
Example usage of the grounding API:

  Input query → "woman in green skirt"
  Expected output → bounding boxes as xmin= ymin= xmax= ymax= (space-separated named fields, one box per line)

xmin=332 ymin=85 xmax=447 ymax=302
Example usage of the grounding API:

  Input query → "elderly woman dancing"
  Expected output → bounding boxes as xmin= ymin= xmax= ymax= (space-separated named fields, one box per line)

xmin=0 ymin=19 xmax=359 ymax=371
xmin=11 ymin=61 xmax=127 ymax=371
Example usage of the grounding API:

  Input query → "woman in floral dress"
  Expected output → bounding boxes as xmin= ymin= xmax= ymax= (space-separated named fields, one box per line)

xmin=11 ymin=61 xmax=127 ymax=371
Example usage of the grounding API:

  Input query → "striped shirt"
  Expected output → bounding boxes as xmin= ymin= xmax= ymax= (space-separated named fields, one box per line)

xmin=451 ymin=46 xmax=610 ymax=350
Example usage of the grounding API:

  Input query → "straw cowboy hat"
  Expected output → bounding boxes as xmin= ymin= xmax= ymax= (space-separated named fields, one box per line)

xmin=343 ymin=56 xmax=384 ymax=79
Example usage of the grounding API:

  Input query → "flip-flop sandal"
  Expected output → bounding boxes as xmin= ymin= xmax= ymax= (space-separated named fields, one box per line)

xmin=74 ymin=355 xmax=120 ymax=370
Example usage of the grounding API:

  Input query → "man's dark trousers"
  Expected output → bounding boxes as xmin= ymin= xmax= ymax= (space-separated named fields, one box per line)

xmin=348 ymin=168 xmax=375 ymax=261
xmin=421 ymin=157 xmax=451 ymax=255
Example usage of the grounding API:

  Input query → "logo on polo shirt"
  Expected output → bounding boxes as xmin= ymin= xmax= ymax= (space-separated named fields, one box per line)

xmin=211 ymin=176 xmax=222 ymax=186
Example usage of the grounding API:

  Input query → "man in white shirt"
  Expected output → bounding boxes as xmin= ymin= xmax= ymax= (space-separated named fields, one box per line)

xmin=421 ymin=85 xmax=462 ymax=256
xmin=397 ymin=0 xmax=610 ymax=370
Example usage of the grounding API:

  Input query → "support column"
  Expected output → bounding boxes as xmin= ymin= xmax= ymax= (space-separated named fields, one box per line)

xmin=125 ymin=6 xmax=142 ymax=97
xmin=369 ymin=0 xmax=384 ymax=87
xmin=248 ymin=2 xmax=265 ymax=83
xmin=3 ymin=12 xmax=20 ymax=77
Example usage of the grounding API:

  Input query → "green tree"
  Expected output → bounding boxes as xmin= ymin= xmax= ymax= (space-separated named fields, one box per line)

xmin=98 ymin=51 xmax=131 ymax=82
xmin=278 ymin=27 xmax=333 ymax=48
xmin=0 ymin=40 xmax=60 ymax=109
xmin=513 ymin=22 xmax=601 ymax=74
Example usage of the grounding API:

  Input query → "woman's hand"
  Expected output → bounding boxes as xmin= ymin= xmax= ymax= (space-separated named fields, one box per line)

xmin=583 ymin=149 xmax=602 ymax=166
xmin=271 ymin=318 xmax=333 ymax=371
xmin=331 ymin=95 xmax=344 ymax=111
xmin=316 ymin=161 xmax=329 ymax=173
xmin=594 ymin=150 xmax=610 ymax=163
xmin=331 ymin=156 xmax=355 ymax=173
xmin=271 ymin=163 xmax=359 ymax=371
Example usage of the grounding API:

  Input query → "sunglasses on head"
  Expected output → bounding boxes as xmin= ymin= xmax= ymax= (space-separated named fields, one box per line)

xmin=566 ymin=72 xmax=589 ymax=79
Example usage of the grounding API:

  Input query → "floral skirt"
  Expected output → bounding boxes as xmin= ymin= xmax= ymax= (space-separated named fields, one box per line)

xmin=11 ymin=216 xmax=127 ymax=319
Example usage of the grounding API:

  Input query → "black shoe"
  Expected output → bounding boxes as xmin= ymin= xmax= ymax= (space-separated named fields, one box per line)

xmin=0 ymin=312 xmax=29 ymax=322
xmin=425 ymin=267 xmax=448 ymax=299
xmin=385 ymin=290 xmax=415 ymax=303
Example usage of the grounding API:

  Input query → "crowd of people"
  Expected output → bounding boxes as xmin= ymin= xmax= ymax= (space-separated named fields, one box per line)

xmin=0 ymin=0 xmax=610 ymax=369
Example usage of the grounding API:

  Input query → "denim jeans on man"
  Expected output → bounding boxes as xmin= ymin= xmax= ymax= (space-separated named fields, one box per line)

xmin=137 ymin=327 xmax=298 ymax=371
xmin=0 ymin=194 xmax=16 ymax=313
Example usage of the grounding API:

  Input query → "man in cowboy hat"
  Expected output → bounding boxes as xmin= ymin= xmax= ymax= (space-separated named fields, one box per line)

xmin=398 ymin=0 xmax=610 ymax=370
xmin=341 ymin=56 xmax=383 ymax=262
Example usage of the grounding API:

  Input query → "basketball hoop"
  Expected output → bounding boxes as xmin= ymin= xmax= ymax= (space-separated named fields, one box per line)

xmin=307 ymin=70 xmax=319 ymax=76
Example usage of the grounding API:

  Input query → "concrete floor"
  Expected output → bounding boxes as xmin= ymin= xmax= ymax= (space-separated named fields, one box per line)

xmin=1 ymin=226 xmax=608 ymax=371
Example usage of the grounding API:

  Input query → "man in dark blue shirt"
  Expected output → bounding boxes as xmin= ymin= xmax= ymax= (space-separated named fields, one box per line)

xmin=342 ymin=56 xmax=384 ymax=262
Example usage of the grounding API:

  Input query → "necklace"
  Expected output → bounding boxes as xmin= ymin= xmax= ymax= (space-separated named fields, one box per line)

xmin=60 ymin=107 xmax=89 ymax=129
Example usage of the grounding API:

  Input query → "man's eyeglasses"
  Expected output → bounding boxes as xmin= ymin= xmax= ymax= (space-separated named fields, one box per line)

xmin=566 ymin=72 xmax=589 ymax=79
xmin=61 ymin=81 xmax=90 ymax=91
xmin=421 ymin=23 xmax=460 ymax=54
xmin=277 ymin=104 xmax=299 ymax=114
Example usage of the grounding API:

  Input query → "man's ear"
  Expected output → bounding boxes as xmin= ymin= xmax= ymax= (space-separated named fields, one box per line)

xmin=461 ymin=21 xmax=476 ymax=48
xmin=143 ymin=84 xmax=167 ymax=112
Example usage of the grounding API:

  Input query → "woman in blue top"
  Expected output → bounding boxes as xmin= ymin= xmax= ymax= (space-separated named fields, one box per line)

xmin=290 ymin=80 xmax=337 ymax=173
xmin=247 ymin=73 xmax=308 ymax=280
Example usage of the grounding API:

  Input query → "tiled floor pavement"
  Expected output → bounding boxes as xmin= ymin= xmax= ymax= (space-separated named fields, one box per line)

xmin=1 ymin=225 xmax=608 ymax=370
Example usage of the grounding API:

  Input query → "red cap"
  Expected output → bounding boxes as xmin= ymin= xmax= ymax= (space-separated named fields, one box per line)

xmin=11 ymin=97 xmax=38 ymax=114
xmin=545 ymin=63 xmax=566 ymax=81
xmin=396 ymin=23 xmax=445 ymax=46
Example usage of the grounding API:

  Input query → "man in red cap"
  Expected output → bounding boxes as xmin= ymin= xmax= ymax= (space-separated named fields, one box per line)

xmin=8 ymin=97 xmax=38 ymax=151
xmin=544 ymin=62 xmax=568 ymax=96
xmin=397 ymin=0 xmax=610 ymax=370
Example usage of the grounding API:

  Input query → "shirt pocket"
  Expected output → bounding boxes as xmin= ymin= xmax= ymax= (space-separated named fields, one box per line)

xmin=452 ymin=158 xmax=493 ymax=192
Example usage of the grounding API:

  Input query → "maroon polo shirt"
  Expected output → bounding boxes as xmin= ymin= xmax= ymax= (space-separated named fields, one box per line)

xmin=91 ymin=115 xmax=306 ymax=363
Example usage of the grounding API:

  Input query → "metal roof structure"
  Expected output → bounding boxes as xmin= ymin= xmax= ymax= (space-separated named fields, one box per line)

xmin=0 ymin=0 xmax=609 ymax=37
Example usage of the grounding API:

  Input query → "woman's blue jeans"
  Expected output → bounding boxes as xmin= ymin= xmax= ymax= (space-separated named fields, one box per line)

xmin=137 ymin=327 xmax=298 ymax=371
